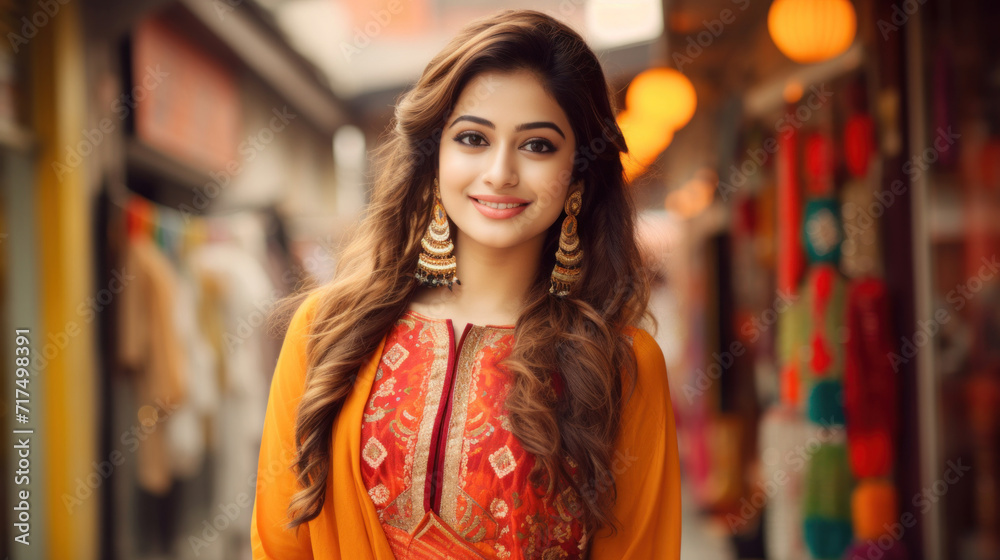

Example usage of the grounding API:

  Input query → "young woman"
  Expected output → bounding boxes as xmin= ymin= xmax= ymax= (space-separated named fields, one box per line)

xmin=251 ymin=9 xmax=681 ymax=559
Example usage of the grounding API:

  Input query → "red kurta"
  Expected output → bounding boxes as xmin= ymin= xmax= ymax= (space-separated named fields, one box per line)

xmin=360 ymin=309 xmax=588 ymax=558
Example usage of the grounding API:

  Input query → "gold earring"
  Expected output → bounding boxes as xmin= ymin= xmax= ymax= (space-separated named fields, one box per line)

xmin=415 ymin=178 xmax=461 ymax=289
xmin=550 ymin=187 xmax=583 ymax=297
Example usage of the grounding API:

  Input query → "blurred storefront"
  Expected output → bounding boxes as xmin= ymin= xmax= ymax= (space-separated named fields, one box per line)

xmin=4 ymin=0 xmax=355 ymax=558
xmin=645 ymin=0 xmax=1000 ymax=559
xmin=1 ymin=0 xmax=998 ymax=559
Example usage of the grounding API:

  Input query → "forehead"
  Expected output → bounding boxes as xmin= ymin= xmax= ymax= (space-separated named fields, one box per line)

xmin=451 ymin=70 xmax=571 ymax=128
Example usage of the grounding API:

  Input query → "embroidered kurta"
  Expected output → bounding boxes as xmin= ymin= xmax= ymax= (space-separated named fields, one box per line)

xmin=251 ymin=292 xmax=682 ymax=559
xmin=360 ymin=309 xmax=587 ymax=558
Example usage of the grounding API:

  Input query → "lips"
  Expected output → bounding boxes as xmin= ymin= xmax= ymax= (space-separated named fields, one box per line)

xmin=469 ymin=196 xmax=530 ymax=219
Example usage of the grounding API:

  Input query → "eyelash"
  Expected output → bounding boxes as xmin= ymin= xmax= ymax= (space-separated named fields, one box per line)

xmin=453 ymin=131 xmax=556 ymax=153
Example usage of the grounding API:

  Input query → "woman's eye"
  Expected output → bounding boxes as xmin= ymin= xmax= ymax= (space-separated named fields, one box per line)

xmin=523 ymin=139 xmax=555 ymax=153
xmin=454 ymin=131 xmax=488 ymax=147
xmin=453 ymin=132 xmax=555 ymax=153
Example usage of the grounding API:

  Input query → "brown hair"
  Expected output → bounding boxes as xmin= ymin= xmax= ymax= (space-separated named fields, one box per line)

xmin=273 ymin=8 xmax=657 ymax=539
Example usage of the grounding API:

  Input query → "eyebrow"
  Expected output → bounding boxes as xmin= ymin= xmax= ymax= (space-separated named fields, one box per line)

xmin=447 ymin=115 xmax=566 ymax=139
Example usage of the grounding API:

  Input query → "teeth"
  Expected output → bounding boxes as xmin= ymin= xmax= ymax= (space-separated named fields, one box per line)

xmin=475 ymin=198 xmax=526 ymax=209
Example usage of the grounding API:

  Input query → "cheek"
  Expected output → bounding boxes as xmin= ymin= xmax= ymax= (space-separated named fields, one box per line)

xmin=530 ymin=189 xmax=569 ymax=230
xmin=439 ymin=146 xmax=483 ymax=181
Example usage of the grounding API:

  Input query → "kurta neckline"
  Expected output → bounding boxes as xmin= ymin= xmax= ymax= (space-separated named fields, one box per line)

xmin=402 ymin=308 xmax=516 ymax=330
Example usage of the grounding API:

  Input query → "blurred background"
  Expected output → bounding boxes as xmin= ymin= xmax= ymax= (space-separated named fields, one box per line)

xmin=1 ymin=0 xmax=999 ymax=558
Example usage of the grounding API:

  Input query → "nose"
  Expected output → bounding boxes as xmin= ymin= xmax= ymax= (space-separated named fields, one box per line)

xmin=482 ymin=143 xmax=518 ymax=189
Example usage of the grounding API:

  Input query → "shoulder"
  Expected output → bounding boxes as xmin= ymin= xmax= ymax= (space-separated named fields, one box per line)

xmin=622 ymin=325 xmax=666 ymax=374
xmin=287 ymin=290 xmax=325 ymax=334
xmin=620 ymin=325 xmax=671 ymax=410
xmin=276 ymin=290 xmax=327 ymax=365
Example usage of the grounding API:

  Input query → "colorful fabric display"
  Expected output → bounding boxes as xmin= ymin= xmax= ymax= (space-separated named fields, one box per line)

xmin=808 ymin=379 xmax=845 ymax=426
xmin=850 ymin=479 xmax=898 ymax=540
xmin=803 ymin=265 xmax=847 ymax=385
xmin=844 ymin=278 xmax=898 ymax=477
xmin=778 ymin=121 xmax=804 ymax=295
xmin=759 ymin=397 xmax=810 ymax=560
xmin=777 ymin=296 xmax=809 ymax=410
xmin=840 ymin=179 xmax=883 ymax=279
xmin=803 ymin=443 xmax=855 ymax=558
xmin=803 ymin=198 xmax=843 ymax=264
xmin=805 ymin=132 xmax=836 ymax=196
xmin=844 ymin=114 xmax=875 ymax=179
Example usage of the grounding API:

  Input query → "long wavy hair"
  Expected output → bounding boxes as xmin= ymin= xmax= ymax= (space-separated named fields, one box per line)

xmin=272 ymin=8 xmax=657 ymax=539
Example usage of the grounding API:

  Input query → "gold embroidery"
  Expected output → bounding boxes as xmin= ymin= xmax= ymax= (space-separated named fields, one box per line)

xmin=440 ymin=327 xmax=485 ymax=527
xmin=489 ymin=446 xmax=517 ymax=479
xmin=365 ymin=319 xmax=589 ymax=557
xmin=362 ymin=436 xmax=387 ymax=469
xmin=410 ymin=512 xmax=492 ymax=559
xmin=490 ymin=497 xmax=508 ymax=519
xmin=396 ymin=320 xmax=450 ymax=532
xmin=382 ymin=342 xmax=409 ymax=370
xmin=369 ymin=483 xmax=390 ymax=505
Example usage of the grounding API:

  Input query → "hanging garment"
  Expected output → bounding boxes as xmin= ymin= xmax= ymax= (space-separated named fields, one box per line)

xmin=189 ymin=237 xmax=277 ymax=547
xmin=164 ymin=257 xmax=220 ymax=479
xmin=117 ymin=236 xmax=187 ymax=495
xmin=251 ymin=292 xmax=682 ymax=559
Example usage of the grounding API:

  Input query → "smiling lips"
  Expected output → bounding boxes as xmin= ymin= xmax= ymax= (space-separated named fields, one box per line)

xmin=469 ymin=195 xmax=530 ymax=219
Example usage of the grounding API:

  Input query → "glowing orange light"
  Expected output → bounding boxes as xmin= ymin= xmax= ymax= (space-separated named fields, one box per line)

xmin=625 ymin=67 xmax=697 ymax=131
xmin=618 ymin=110 xmax=674 ymax=183
xmin=768 ymin=0 xmax=857 ymax=64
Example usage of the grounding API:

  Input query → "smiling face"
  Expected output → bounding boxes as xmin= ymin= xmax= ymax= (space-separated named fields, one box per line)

xmin=437 ymin=69 xmax=580 ymax=253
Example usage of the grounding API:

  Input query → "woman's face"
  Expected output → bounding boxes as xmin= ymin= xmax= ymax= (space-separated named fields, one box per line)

xmin=437 ymin=69 xmax=579 ymax=251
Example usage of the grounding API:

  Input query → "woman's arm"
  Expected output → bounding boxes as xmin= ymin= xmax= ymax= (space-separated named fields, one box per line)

xmin=250 ymin=294 xmax=319 ymax=560
xmin=588 ymin=328 xmax=682 ymax=559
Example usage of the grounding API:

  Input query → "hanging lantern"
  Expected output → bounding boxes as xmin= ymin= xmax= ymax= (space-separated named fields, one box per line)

xmin=625 ymin=67 xmax=697 ymax=130
xmin=618 ymin=109 xmax=673 ymax=182
xmin=768 ymin=0 xmax=857 ymax=64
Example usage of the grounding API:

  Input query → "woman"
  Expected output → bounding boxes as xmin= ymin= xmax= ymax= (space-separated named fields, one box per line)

xmin=251 ymin=8 xmax=681 ymax=559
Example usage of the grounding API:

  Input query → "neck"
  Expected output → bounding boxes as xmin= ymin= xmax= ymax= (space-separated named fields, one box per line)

xmin=416 ymin=229 xmax=546 ymax=322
